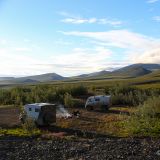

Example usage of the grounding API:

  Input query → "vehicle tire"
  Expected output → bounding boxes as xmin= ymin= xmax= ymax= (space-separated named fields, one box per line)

xmin=101 ymin=105 xmax=108 ymax=112
xmin=86 ymin=105 xmax=93 ymax=111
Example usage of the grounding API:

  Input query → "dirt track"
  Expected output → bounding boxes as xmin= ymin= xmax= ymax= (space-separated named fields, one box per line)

xmin=0 ymin=107 xmax=20 ymax=128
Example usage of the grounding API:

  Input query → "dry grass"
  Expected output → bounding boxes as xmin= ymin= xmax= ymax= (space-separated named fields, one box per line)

xmin=55 ymin=106 xmax=134 ymax=137
xmin=1 ymin=105 xmax=156 ymax=138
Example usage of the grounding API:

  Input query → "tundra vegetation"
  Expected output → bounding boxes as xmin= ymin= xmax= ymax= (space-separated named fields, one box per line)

xmin=0 ymin=119 xmax=41 ymax=137
xmin=0 ymin=80 xmax=160 ymax=137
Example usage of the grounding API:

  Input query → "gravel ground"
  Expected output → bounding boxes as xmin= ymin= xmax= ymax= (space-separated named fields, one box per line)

xmin=0 ymin=137 xmax=160 ymax=160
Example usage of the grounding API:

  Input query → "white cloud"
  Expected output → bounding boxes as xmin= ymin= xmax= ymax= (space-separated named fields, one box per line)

xmin=61 ymin=17 xmax=122 ymax=26
xmin=48 ymin=47 xmax=112 ymax=76
xmin=0 ymin=46 xmax=51 ymax=76
xmin=98 ymin=19 xmax=122 ymax=26
xmin=61 ymin=30 xmax=160 ymax=65
xmin=61 ymin=30 xmax=160 ymax=50
xmin=153 ymin=16 xmax=160 ymax=22
xmin=147 ymin=0 xmax=159 ymax=3
xmin=132 ymin=47 xmax=160 ymax=63
xmin=1 ymin=29 xmax=160 ymax=77
xmin=59 ymin=11 xmax=122 ymax=27
xmin=61 ymin=18 xmax=93 ymax=24
xmin=0 ymin=42 xmax=113 ymax=76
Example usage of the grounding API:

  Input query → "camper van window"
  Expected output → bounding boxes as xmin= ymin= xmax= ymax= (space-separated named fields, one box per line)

xmin=95 ymin=98 xmax=100 ymax=101
xmin=29 ymin=108 xmax=32 ymax=111
xmin=35 ymin=108 xmax=40 ymax=112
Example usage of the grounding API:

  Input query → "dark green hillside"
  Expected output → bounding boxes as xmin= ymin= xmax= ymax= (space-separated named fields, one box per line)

xmin=130 ymin=63 xmax=160 ymax=70
xmin=22 ymin=79 xmax=40 ymax=83
xmin=111 ymin=66 xmax=151 ymax=77
xmin=73 ymin=70 xmax=110 ymax=79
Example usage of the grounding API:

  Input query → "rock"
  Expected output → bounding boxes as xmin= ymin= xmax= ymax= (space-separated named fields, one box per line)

xmin=0 ymin=137 xmax=160 ymax=160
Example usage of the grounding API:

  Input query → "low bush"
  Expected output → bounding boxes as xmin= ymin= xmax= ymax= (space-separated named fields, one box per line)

xmin=125 ymin=96 xmax=160 ymax=137
xmin=64 ymin=93 xmax=84 ymax=108
xmin=0 ymin=128 xmax=41 ymax=137
xmin=138 ymin=96 xmax=160 ymax=117
xmin=70 ymin=85 xmax=88 ymax=96
xmin=71 ymin=98 xmax=84 ymax=108
xmin=64 ymin=93 xmax=74 ymax=107
xmin=108 ymin=85 xmax=150 ymax=106
xmin=22 ymin=118 xmax=41 ymax=135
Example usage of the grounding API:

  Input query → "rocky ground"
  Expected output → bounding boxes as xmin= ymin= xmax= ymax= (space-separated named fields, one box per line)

xmin=0 ymin=136 xmax=160 ymax=160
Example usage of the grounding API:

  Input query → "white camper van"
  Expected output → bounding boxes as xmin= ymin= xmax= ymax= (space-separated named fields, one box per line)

xmin=20 ymin=103 xmax=57 ymax=126
xmin=85 ymin=95 xmax=111 ymax=111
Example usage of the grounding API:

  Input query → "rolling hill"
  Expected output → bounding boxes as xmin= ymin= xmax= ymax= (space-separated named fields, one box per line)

xmin=73 ymin=70 xmax=110 ymax=79
xmin=131 ymin=63 xmax=160 ymax=71
xmin=77 ymin=64 xmax=156 ymax=80
xmin=111 ymin=66 xmax=152 ymax=77
xmin=0 ymin=73 xmax=66 ymax=84
xmin=16 ymin=73 xmax=66 ymax=82
xmin=0 ymin=63 xmax=159 ymax=84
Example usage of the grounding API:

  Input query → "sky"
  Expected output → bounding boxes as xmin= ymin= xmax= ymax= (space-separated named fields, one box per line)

xmin=0 ymin=0 xmax=160 ymax=77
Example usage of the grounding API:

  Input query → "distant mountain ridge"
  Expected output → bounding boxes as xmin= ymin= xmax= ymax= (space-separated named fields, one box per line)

xmin=116 ymin=63 xmax=160 ymax=71
xmin=16 ymin=73 xmax=66 ymax=82
xmin=22 ymin=79 xmax=40 ymax=83
xmin=132 ymin=63 xmax=160 ymax=71
xmin=75 ymin=63 xmax=160 ymax=79
xmin=111 ymin=65 xmax=152 ymax=77
xmin=0 ymin=77 xmax=15 ymax=81
xmin=74 ymin=70 xmax=110 ymax=78
xmin=0 ymin=73 xmax=66 ymax=84
xmin=0 ymin=63 xmax=159 ymax=84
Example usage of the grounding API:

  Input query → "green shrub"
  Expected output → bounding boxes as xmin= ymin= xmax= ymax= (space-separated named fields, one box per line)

xmin=125 ymin=96 xmax=160 ymax=136
xmin=0 ymin=127 xmax=41 ymax=137
xmin=137 ymin=96 xmax=160 ymax=118
xmin=126 ymin=115 xmax=160 ymax=136
xmin=108 ymin=84 xmax=135 ymax=95
xmin=71 ymin=98 xmax=84 ymax=108
xmin=108 ymin=85 xmax=149 ymax=106
xmin=0 ymin=83 xmax=160 ymax=107
xmin=64 ymin=93 xmax=84 ymax=108
xmin=64 ymin=93 xmax=74 ymax=107
xmin=70 ymin=85 xmax=88 ymax=96
xmin=22 ymin=118 xmax=39 ymax=135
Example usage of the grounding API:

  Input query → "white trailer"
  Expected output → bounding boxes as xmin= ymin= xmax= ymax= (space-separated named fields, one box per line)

xmin=20 ymin=103 xmax=57 ymax=126
xmin=85 ymin=95 xmax=111 ymax=111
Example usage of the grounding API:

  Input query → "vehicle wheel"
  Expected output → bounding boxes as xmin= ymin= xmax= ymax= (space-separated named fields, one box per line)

xmin=86 ymin=105 xmax=93 ymax=111
xmin=101 ymin=105 xmax=108 ymax=112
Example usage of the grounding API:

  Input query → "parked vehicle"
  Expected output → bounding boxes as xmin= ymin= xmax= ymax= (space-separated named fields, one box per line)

xmin=85 ymin=95 xmax=111 ymax=111
xmin=20 ymin=103 xmax=57 ymax=126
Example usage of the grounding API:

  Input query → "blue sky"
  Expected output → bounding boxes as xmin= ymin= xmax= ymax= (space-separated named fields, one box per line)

xmin=0 ymin=0 xmax=160 ymax=77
